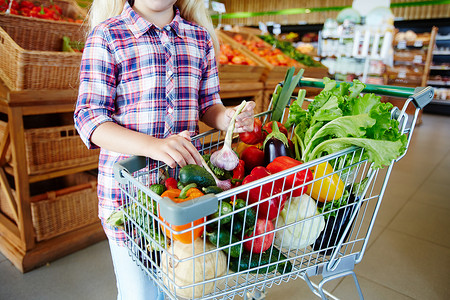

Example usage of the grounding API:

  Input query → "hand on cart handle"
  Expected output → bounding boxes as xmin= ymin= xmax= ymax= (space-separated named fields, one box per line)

xmin=225 ymin=101 xmax=256 ymax=133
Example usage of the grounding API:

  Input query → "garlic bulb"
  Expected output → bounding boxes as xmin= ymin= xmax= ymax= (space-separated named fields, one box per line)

xmin=210 ymin=101 xmax=247 ymax=171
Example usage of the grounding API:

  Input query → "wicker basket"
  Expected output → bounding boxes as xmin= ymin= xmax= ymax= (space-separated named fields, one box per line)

xmin=31 ymin=177 xmax=99 ymax=241
xmin=0 ymin=0 xmax=87 ymax=51
xmin=0 ymin=26 xmax=83 ymax=91
xmin=23 ymin=124 xmax=100 ymax=175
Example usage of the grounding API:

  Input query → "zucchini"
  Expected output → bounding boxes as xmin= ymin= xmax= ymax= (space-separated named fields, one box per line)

xmin=206 ymin=229 xmax=243 ymax=258
xmin=229 ymin=247 xmax=292 ymax=274
xmin=178 ymin=164 xmax=216 ymax=188
xmin=202 ymin=186 xmax=223 ymax=195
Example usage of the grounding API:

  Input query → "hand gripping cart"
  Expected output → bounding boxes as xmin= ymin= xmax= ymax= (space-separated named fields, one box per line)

xmin=113 ymin=79 xmax=433 ymax=300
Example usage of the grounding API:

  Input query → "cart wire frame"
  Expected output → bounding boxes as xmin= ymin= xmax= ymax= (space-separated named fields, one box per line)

xmin=113 ymin=78 xmax=433 ymax=300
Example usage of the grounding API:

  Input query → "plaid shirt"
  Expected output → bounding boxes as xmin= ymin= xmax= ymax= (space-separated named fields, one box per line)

xmin=74 ymin=2 xmax=221 ymax=243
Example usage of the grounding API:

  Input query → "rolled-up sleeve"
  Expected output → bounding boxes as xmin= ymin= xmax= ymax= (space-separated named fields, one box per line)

xmin=198 ymin=35 xmax=222 ymax=118
xmin=74 ymin=25 xmax=118 ymax=149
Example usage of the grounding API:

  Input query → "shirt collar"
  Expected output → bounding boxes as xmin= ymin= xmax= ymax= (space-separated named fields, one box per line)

xmin=122 ymin=2 xmax=183 ymax=38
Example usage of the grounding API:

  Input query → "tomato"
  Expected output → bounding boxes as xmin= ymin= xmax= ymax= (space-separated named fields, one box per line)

xmin=239 ymin=118 xmax=263 ymax=145
xmin=240 ymin=146 xmax=265 ymax=174
xmin=163 ymin=177 xmax=178 ymax=190
xmin=243 ymin=218 xmax=275 ymax=253
xmin=262 ymin=121 xmax=288 ymax=139
xmin=219 ymin=54 xmax=228 ymax=64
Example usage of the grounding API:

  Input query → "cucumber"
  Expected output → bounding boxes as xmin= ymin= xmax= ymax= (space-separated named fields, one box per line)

xmin=232 ymin=199 xmax=257 ymax=235
xmin=206 ymin=229 xmax=243 ymax=258
xmin=208 ymin=201 xmax=233 ymax=228
xmin=149 ymin=183 xmax=166 ymax=196
xmin=230 ymin=218 xmax=243 ymax=236
xmin=178 ymin=164 xmax=216 ymax=188
xmin=229 ymin=247 xmax=292 ymax=274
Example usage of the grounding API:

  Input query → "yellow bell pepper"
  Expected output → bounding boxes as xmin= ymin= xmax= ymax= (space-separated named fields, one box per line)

xmin=307 ymin=162 xmax=344 ymax=203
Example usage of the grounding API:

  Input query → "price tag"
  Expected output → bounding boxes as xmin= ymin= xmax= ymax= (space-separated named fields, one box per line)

xmin=414 ymin=40 xmax=423 ymax=47
xmin=211 ymin=1 xmax=226 ymax=13
xmin=398 ymin=71 xmax=407 ymax=79
xmin=397 ymin=40 xmax=407 ymax=50
xmin=413 ymin=55 xmax=423 ymax=64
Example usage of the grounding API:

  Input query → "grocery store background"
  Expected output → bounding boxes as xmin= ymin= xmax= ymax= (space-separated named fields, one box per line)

xmin=0 ymin=0 xmax=449 ymax=299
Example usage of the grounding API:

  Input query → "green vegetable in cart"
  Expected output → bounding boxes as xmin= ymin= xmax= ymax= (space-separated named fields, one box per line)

xmin=270 ymin=67 xmax=304 ymax=123
xmin=160 ymin=239 xmax=227 ymax=299
xmin=149 ymin=183 xmax=166 ymax=196
xmin=106 ymin=210 xmax=124 ymax=228
xmin=274 ymin=194 xmax=325 ymax=249
xmin=106 ymin=205 xmax=166 ymax=251
xmin=208 ymin=200 xmax=233 ymax=226
xmin=202 ymin=185 xmax=224 ymax=195
xmin=287 ymin=78 xmax=408 ymax=168
xmin=178 ymin=164 xmax=216 ymax=188
xmin=228 ymin=246 xmax=292 ymax=274
xmin=231 ymin=198 xmax=257 ymax=236
xmin=206 ymin=228 xmax=243 ymax=258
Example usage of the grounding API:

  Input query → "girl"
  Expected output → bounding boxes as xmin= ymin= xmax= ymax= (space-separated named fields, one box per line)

xmin=74 ymin=0 xmax=255 ymax=299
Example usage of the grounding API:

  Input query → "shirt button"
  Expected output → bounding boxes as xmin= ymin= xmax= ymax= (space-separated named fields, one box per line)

xmin=168 ymin=107 xmax=174 ymax=114
xmin=167 ymin=70 xmax=173 ymax=76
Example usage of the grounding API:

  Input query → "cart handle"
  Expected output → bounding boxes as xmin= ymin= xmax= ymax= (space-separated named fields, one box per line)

xmin=298 ymin=77 xmax=434 ymax=109
xmin=113 ymin=156 xmax=219 ymax=225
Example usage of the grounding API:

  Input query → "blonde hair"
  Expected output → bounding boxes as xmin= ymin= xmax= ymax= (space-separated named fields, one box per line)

xmin=87 ymin=0 xmax=219 ymax=55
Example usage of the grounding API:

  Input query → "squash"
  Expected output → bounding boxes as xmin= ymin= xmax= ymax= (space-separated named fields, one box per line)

xmin=160 ymin=238 xmax=227 ymax=299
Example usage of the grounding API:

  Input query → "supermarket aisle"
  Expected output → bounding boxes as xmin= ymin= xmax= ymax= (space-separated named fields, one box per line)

xmin=0 ymin=113 xmax=449 ymax=300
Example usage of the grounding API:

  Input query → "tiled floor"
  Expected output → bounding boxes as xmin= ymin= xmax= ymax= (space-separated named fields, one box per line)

xmin=1 ymin=113 xmax=449 ymax=300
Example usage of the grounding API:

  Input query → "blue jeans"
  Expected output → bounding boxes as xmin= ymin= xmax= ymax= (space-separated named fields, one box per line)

xmin=108 ymin=239 xmax=165 ymax=300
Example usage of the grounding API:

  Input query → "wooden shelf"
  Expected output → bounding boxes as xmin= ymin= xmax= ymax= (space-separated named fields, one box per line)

xmin=0 ymin=81 xmax=104 ymax=273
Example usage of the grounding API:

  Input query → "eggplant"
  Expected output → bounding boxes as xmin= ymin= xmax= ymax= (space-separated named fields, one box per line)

xmin=263 ymin=121 xmax=293 ymax=165
xmin=313 ymin=191 xmax=359 ymax=256
xmin=264 ymin=138 xmax=293 ymax=165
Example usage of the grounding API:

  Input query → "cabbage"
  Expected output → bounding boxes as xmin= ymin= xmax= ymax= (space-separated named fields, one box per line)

xmin=336 ymin=8 xmax=361 ymax=24
xmin=274 ymin=195 xmax=325 ymax=249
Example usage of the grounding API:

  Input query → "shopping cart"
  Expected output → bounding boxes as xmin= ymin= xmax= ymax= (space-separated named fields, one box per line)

xmin=113 ymin=78 xmax=433 ymax=300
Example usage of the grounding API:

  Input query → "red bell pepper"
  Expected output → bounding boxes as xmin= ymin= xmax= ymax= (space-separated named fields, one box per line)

xmin=231 ymin=159 xmax=245 ymax=188
xmin=240 ymin=146 xmax=265 ymax=174
xmin=239 ymin=118 xmax=263 ymax=145
xmin=266 ymin=156 xmax=313 ymax=197
xmin=262 ymin=121 xmax=288 ymax=139
xmin=238 ymin=166 xmax=287 ymax=220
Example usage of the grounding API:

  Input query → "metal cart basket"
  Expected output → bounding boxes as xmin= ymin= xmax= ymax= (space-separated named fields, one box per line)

xmin=113 ymin=78 xmax=433 ymax=300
